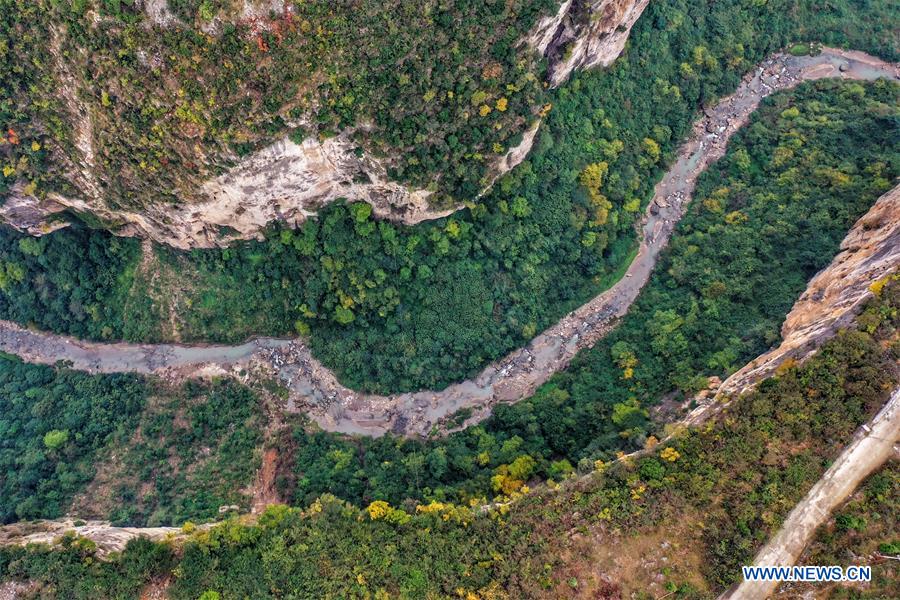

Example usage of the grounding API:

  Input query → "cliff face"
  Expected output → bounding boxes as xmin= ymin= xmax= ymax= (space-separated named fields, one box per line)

xmin=0 ymin=1 xmax=640 ymax=249
xmin=713 ymin=184 xmax=900 ymax=399
xmin=0 ymin=25 xmax=457 ymax=249
xmin=528 ymin=0 xmax=650 ymax=87
xmin=0 ymin=133 xmax=442 ymax=250
xmin=0 ymin=121 xmax=539 ymax=249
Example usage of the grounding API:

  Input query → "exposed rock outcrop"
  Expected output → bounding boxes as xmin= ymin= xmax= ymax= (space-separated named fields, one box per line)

xmin=0 ymin=187 xmax=70 ymax=237
xmin=1 ymin=1 xmax=638 ymax=248
xmin=140 ymin=0 xmax=285 ymax=29
xmin=0 ymin=518 xmax=201 ymax=557
xmin=0 ymin=102 xmax=448 ymax=248
xmin=0 ymin=119 xmax=542 ymax=249
xmin=180 ymin=134 xmax=444 ymax=244
xmin=528 ymin=0 xmax=650 ymax=87
xmin=141 ymin=0 xmax=177 ymax=27
xmin=712 ymin=184 xmax=900 ymax=400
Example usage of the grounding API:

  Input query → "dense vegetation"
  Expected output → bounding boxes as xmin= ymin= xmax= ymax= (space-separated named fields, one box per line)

xmin=0 ymin=361 xmax=266 ymax=526
xmin=0 ymin=226 xmax=139 ymax=340
xmin=1 ymin=3 xmax=898 ymax=597
xmin=3 ymin=0 xmax=555 ymax=207
xmin=2 ymin=283 xmax=896 ymax=598
xmin=1 ymin=77 xmax=894 ymax=518
xmin=787 ymin=463 xmax=899 ymax=598
xmin=0 ymin=1 xmax=69 ymax=199
xmin=276 ymin=80 xmax=899 ymax=508
xmin=82 ymin=379 xmax=266 ymax=527
xmin=156 ymin=0 xmax=900 ymax=393
xmin=2 ymin=0 xmax=897 ymax=394
xmin=0 ymin=358 xmax=147 ymax=523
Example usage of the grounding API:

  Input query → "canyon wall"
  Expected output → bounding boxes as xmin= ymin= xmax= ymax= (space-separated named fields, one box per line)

xmin=711 ymin=184 xmax=900 ymax=400
xmin=0 ymin=1 xmax=643 ymax=248
xmin=0 ymin=122 xmax=540 ymax=249
xmin=0 ymin=518 xmax=200 ymax=557
xmin=528 ymin=0 xmax=650 ymax=87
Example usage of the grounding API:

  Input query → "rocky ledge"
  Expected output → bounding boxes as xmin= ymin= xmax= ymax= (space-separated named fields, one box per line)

xmin=527 ymin=0 xmax=650 ymax=87
xmin=0 ymin=1 xmax=643 ymax=249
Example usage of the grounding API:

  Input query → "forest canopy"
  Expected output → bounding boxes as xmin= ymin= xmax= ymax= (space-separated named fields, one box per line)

xmin=1 ymin=279 xmax=896 ymax=598
xmin=0 ymin=1 xmax=897 ymax=598
xmin=2 ymin=74 xmax=894 ymax=528
xmin=0 ymin=360 xmax=266 ymax=527
xmin=272 ymin=79 xmax=900 ymax=510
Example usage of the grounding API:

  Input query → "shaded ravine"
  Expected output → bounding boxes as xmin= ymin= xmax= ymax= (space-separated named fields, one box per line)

xmin=0 ymin=49 xmax=896 ymax=438
xmin=1 ymin=203 xmax=895 ymax=558
xmin=2 ymin=196 xmax=896 ymax=558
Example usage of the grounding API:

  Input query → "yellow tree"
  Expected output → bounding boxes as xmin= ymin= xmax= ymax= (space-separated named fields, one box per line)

xmin=579 ymin=162 xmax=612 ymax=226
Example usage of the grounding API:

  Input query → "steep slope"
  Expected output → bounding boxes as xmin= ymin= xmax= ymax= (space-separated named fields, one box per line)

xmin=712 ymin=184 xmax=900 ymax=401
xmin=528 ymin=0 xmax=650 ymax=86
xmin=3 ymin=2 xmax=898 ymax=399
xmin=0 ymin=77 xmax=895 ymax=526
xmin=0 ymin=1 xmax=567 ymax=248
xmin=9 ymin=1 xmax=892 ymax=248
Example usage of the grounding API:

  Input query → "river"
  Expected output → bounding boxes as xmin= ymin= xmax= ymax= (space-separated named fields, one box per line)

xmin=0 ymin=48 xmax=896 ymax=437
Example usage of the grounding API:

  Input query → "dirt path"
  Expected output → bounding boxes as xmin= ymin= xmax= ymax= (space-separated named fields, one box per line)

xmin=722 ymin=387 xmax=900 ymax=600
xmin=0 ymin=48 xmax=896 ymax=438
xmin=249 ymin=447 xmax=281 ymax=514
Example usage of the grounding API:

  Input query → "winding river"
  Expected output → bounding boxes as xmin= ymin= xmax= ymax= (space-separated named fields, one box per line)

xmin=1 ymin=48 xmax=897 ymax=437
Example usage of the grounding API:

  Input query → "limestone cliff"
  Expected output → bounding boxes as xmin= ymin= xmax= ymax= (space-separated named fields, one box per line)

xmin=0 ymin=1 xmax=640 ymax=249
xmin=712 ymin=184 xmax=900 ymax=399
xmin=528 ymin=0 xmax=650 ymax=87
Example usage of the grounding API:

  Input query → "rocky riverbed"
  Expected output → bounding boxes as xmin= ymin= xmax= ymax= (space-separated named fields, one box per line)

xmin=0 ymin=48 xmax=896 ymax=438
